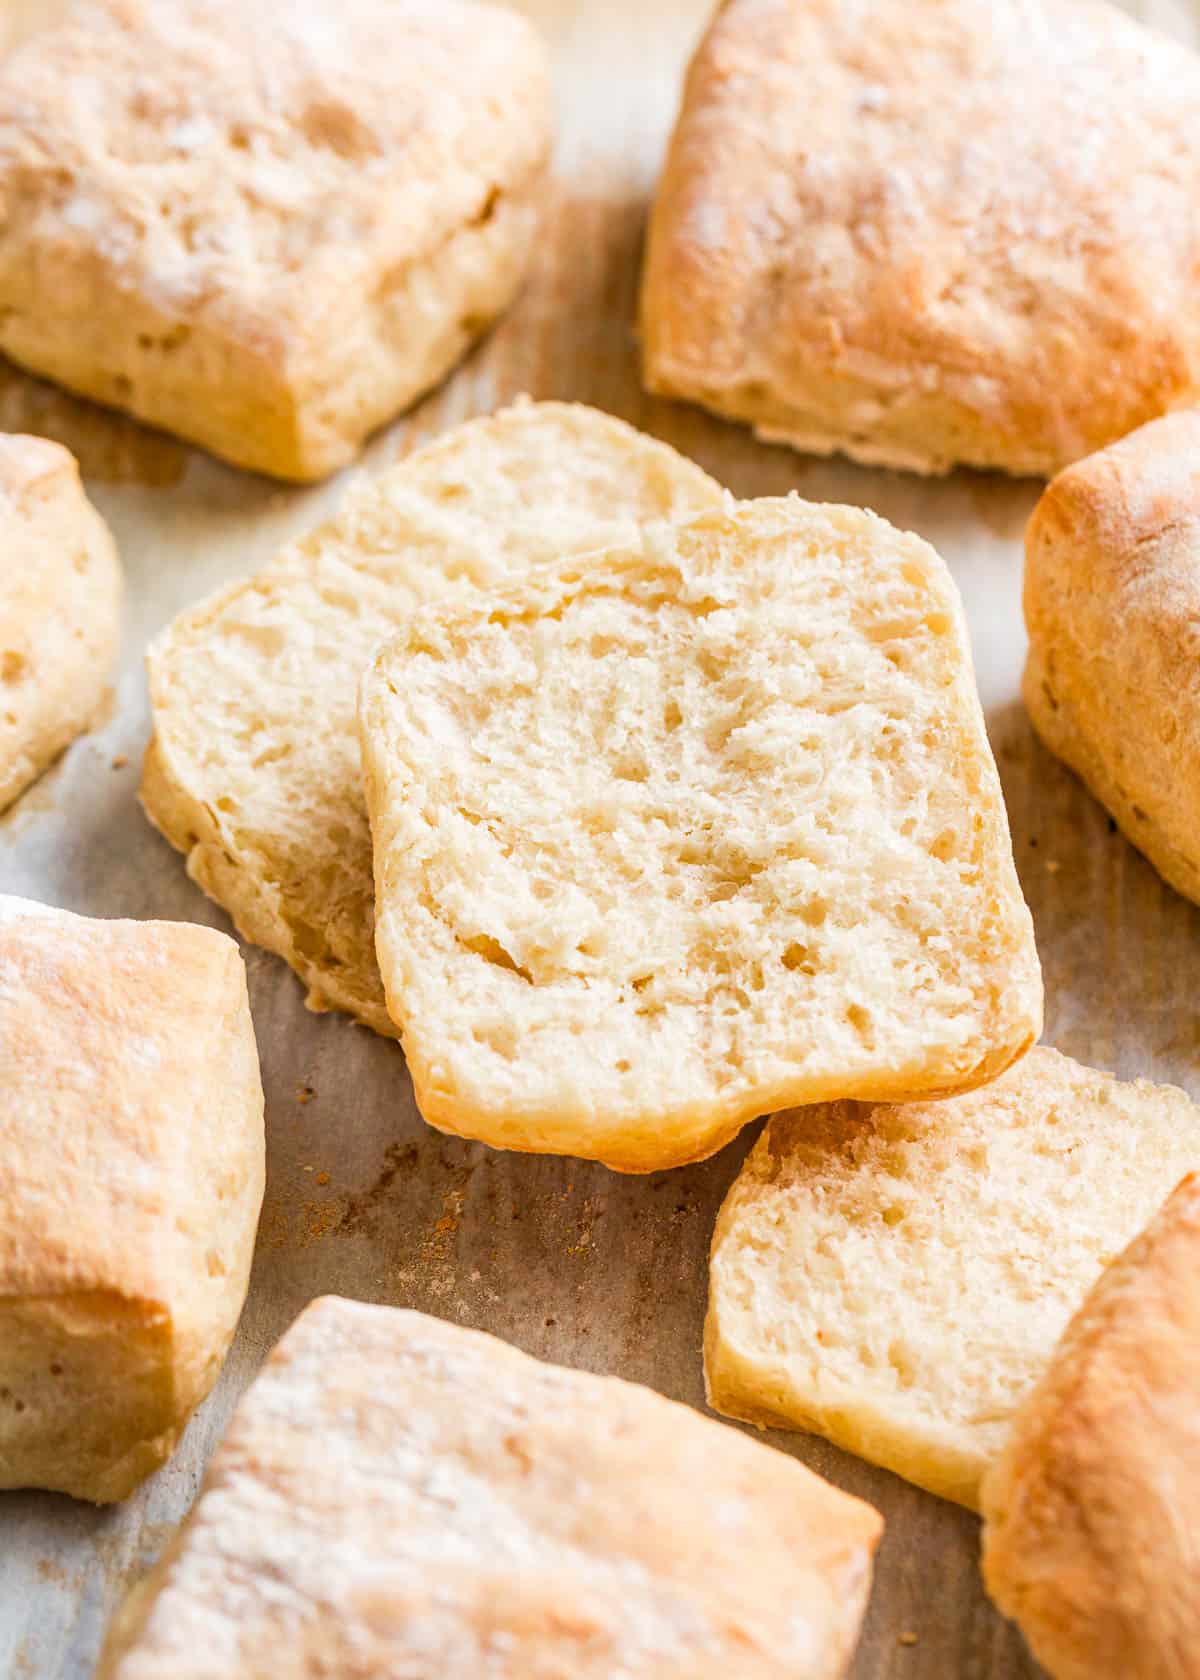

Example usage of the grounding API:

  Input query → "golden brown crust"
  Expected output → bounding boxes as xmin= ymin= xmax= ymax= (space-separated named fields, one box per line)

xmin=641 ymin=0 xmax=1200 ymax=477
xmin=1023 ymin=409 xmax=1200 ymax=904
xmin=0 ymin=897 xmax=265 ymax=1501
xmin=0 ymin=433 xmax=121 ymax=812
xmin=982 ymin=1173 xmax=1200 ymax=1680
xmin=99 ymin=1298 xmax=882 ymax=1678
xmin=0 ymin=0 xmax=551 ymax=480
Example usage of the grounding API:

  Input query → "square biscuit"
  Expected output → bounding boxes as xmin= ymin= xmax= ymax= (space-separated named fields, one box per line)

xmin=0 ymin=0 xmax=552 ymax=480
xmin=358 ymin=498 xmax=1041 ymax=1172
xmin=0 ymin=433 xmax=121 ymax=812
xmin=142 ymin=401 xmax=724 ymax=1035
xmin=1024 ymin=410 xmax=1200 ymax=907
xmin=707 ymin=1047 xmax=1200 ymax=1510
xmin=641 ymin=0 xmax=1200 ymax=477
xmin=982 ymin=1173 xmax=1200 ymax=1680
xmin=98 ymin=1297 xmax=882 ymax=1680
xmin=0 ymin=896 xmax=264 ymax=1503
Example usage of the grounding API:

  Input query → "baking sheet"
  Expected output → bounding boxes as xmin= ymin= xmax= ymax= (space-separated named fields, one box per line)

xmin=2 ymin=0 xmax=1199 ymax=1673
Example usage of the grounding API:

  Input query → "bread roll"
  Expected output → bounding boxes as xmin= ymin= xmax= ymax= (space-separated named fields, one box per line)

xmin=0 ymin=0 xmax=552 ymax=480
xmin=982 ymin=1173 xmax=1200 ymax=1680
xmin=99 ymin=1297 xmax=882 ymax=1680
xmin=641 ymin=0 xmax=1200 ymax=477
xmin=0 ymin=433 xmax=120 ymax=812
xmin=1024 ymin=410 xmax=1200 ymax=905
xmin=0 ymin=896 xmax=264 ymax=1503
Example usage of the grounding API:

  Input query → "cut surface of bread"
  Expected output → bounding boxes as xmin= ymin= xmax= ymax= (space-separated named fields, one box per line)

xmin=98 ymin=1297 xmax=882 ymax=1680
xmin=142 ymin=401 xmax=724 ymax=1035
xmin=0 ymin=0 xmax=552 ymax=480
xmin=1024 ymin=410 xmax=1200 ymax=906
xmin=641 ymin=0 xmax=1200 ymax=477
xmin=706 ymin=1047 xmax=1200 ymax=1510
xmin=981 ymin=1172 xmax=1200 ymax=1680
xmin=359 ymin=498 xmax=1040 ymax=1171
xmin=0 ymin=896 xmax=264 ymax=1503
xmin=0 ymin=433 xmax=121 ymax=812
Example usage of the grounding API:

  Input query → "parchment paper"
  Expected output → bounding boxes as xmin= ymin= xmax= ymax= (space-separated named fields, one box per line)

xmin=2 ymin=1 xmax=1198 ymax=1674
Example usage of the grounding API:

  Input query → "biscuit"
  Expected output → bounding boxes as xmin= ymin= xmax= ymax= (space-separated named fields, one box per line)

xmin=982 ymin=1172 xmax=1200 ymax=1680
xmin=0 ymin=896 xmax=264 ymax=1503
xmin=358 ymin=498 xmax=1041 ymax=1172
xmin=1024 ymin=410 xmax=1200 ymax=905
xmin=641 ymin=0 xmax=1200 ymax=477
xmin=0 ymin=0 xmax=552 ymax=481
xmin=142 ymin=401 xmax=723 ymax=1035
xmin=97 ymin=1297 xmax=882 ymax=1680
xmin=706 ymin=1047 xmax=1200 ymax=1510
xmin=0 ymin=433 xmax=121 ymax=812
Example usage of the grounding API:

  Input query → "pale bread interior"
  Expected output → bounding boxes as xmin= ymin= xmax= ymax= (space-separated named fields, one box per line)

xmin=359 ymin=497 xmax=1040 ymax=1172
xmin=706 ymin=1046 xmax=1200 ymax=1509
xmin=143 ymin=402 xmax=724 ymax=1034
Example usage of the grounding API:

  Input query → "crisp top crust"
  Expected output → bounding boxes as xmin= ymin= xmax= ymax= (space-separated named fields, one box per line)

xmin=100 ymin=1298 xmax=882 ymax=1679
xmin=0 ymin=896 xmax=256 ymax=1305
xmin=643 ymin=0 xmax=1200 ymax=473
xmin=360 ymin=497 xmax=1039 ymax=1169
xmin=982 ymin=1174 xmax=1200 ymax=1679
xmin=0 ymin=0 xmax=550 ymax=359
xmin=144 ymin=402 xmax=724 ymax=1034
xmin=706 ymin=1046 xmax=1200 ymax=1508
xmin=1027 ymin=408 xmax=1200 ymax=572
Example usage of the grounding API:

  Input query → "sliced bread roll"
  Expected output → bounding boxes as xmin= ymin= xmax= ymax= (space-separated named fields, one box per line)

xmin=707 ymin=1047 xmax=1200 ymax=1509
xmin=358 ymin=497 xmax=1040 ymax=1171
xmin=142 ymin=401 xmax=724 ymax=1034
